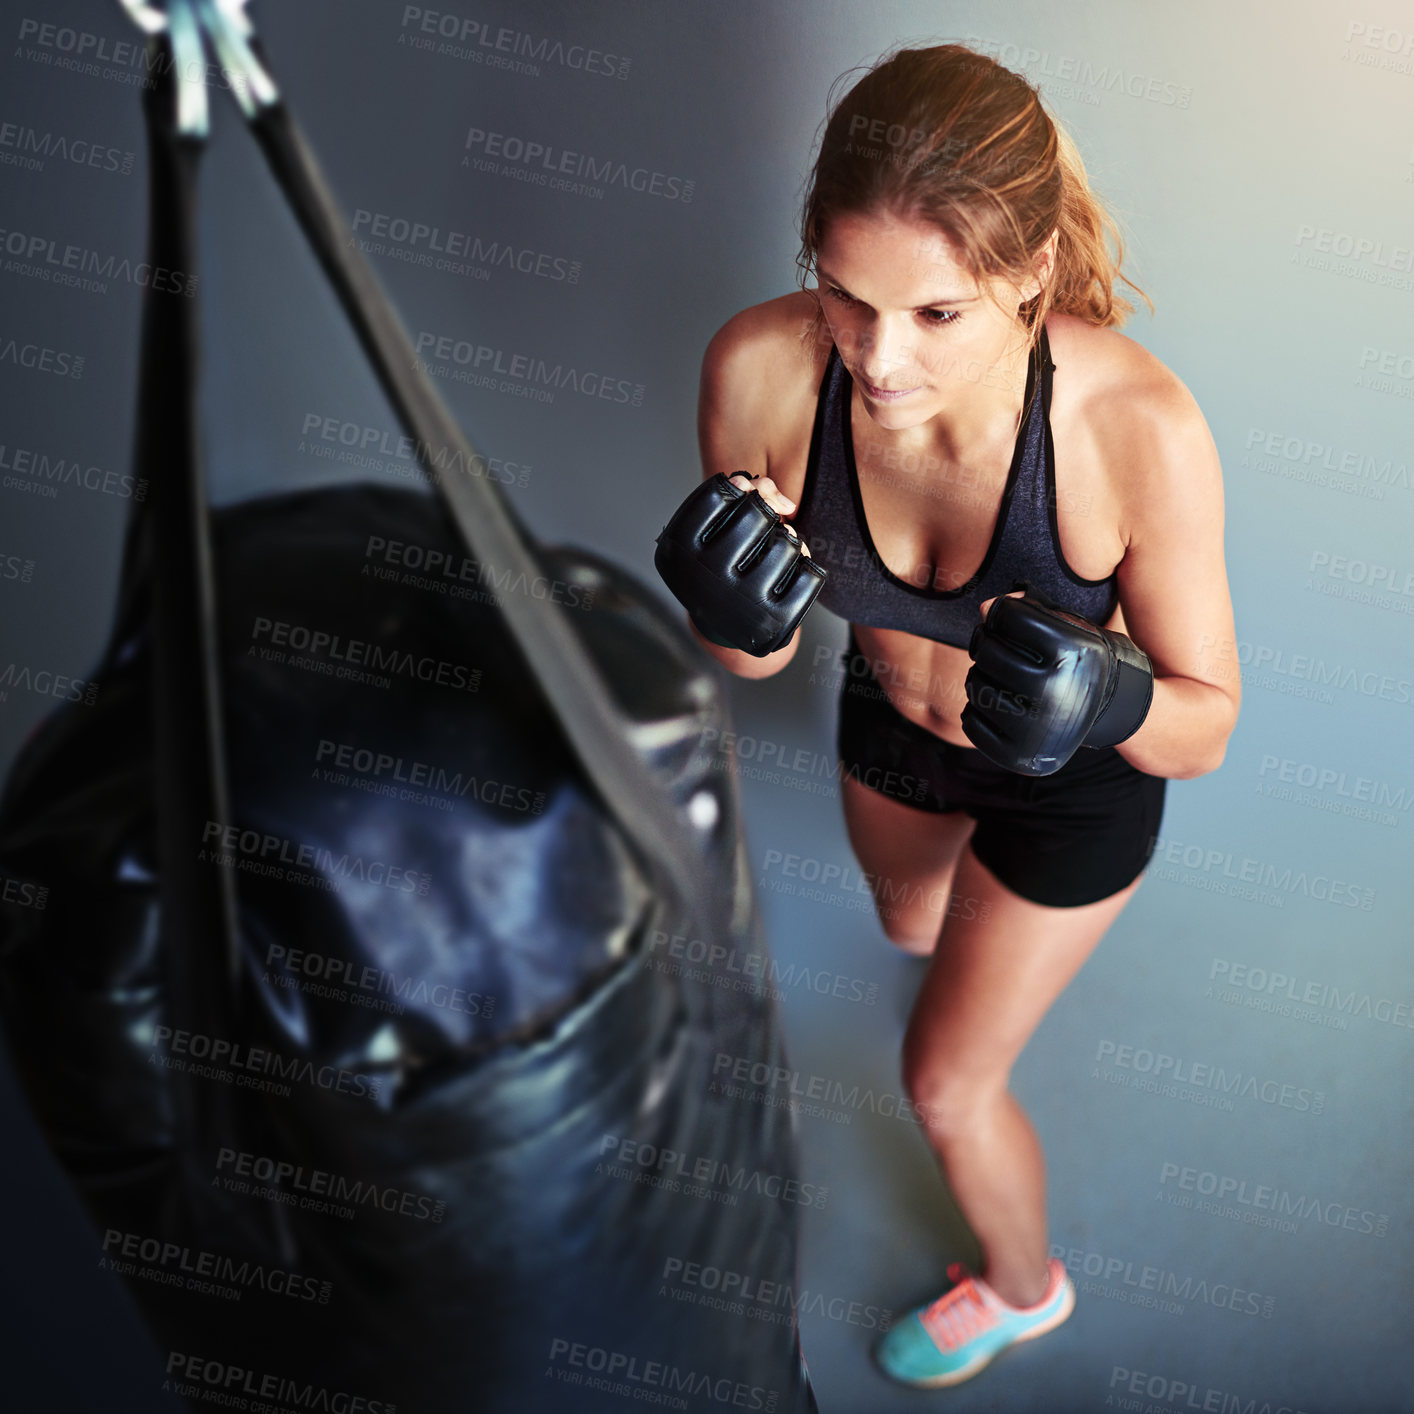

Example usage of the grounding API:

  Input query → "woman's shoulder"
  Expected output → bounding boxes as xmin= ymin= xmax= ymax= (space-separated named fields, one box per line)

xmin=1045 ymin=311 xmax=1219 ymax=513
xmin=1045 ymin=310 xmax=1206 ymax=438
xmin=702 ymin=290 xmax=830 ymax=395
xmin=697 ymin=292 xmax=833 ymax=495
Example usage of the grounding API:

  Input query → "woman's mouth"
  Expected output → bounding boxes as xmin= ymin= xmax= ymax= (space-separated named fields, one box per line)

xmin=861 ymin=380 xmax=918 ymax=403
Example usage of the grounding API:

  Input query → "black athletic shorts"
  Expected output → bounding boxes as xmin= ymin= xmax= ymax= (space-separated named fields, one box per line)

xmin=835 ymin=630 xmax=1167 ymax=908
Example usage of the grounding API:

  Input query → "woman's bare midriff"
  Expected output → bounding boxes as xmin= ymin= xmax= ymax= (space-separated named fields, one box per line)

xmin=763 ymin=298 xmax=1132 ymax=748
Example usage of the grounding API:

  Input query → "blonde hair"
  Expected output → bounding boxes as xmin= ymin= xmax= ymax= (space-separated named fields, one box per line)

xmin=796 ymin=42 xmax=1152 ymax=399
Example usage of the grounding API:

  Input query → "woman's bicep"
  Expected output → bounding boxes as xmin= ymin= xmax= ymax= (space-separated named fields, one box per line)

xmin=1115 ymin=396 xmax=1240 ymax=710
xmin=696 ymin=312 xmax=774 ymax=485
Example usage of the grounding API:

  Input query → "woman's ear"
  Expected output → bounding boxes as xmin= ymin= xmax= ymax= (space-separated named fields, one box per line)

xmin=1018 ymin=227 xmax=1060 ymax=302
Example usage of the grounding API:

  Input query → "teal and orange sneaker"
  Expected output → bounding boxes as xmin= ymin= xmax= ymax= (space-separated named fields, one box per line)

xmin=873 ymin=1257 xmax=1075 ymax=1387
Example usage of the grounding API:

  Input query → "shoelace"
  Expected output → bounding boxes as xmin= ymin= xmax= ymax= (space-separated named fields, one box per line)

xmin=919 ymin=1262 xmax=1003 ymax=1351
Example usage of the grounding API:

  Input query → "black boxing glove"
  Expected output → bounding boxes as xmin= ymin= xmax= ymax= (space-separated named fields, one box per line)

xmin=961 ymin=588 xmax=1153 ymax=776
xmin=653 ymin=471 xmax=827 ymax=657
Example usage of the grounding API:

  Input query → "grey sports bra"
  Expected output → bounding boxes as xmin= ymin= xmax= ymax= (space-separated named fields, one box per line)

xmin=790 ymin=326 xmax=1120 ymax=650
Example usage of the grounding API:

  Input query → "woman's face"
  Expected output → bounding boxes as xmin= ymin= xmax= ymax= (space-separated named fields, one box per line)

xmin=814 ymin=206 xmax=1049 ymax=431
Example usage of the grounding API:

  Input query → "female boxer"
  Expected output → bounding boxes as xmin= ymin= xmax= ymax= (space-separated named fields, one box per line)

xmin=687 ymin=43 xmax=1239 ymax=1387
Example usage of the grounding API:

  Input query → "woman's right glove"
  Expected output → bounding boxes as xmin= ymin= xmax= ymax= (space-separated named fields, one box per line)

xmin=653 ymin=471 xmax=827 ymax=657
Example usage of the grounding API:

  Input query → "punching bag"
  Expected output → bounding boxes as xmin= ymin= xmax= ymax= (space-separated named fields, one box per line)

xmin=0 ymin=7 xmax=819 ymax=1411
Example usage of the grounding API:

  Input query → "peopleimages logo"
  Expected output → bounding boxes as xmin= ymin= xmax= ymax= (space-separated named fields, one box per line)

xmin=1147 ymin=833 xmax=1376 ymax=911
xmin=299 ymin=410 xmax=531 ymax=490
xmin=413 ymin=328 xmax=645 ymax=407
xmin=165 ymin=1352 xmax=394 ymax=1413
xmin=659 ymin=1256 xmax=892 ymax=1331
xmin=1355 ymin=345 xmax=1414 ymax=400
xmin=0 ymin=440 xmax=146 ymax=499
xmin=315 ymin=735 xmax=548 ymax=813
xmin=399 ymin=7 xmax=632 ymax=80
xmin=100 ymin=1229 xmax=330 ymax=1305
xmin=1107 ymin=1364 xmax=1309 ymax=1414
xmin=248 ymin=614 xmax=482 ymax=695
xmin=264 ymin=941 xmax=497 ymax=1021
xmin=1341 ymin=20 xmax=1414 ymax=76
xmin=200 ymin=820 xmax=433 ymax=897
xmin=462 ymin=126 xmax=694 ymax=202
xmin=0 ymin=222 xmax=195 ymax=295
xmin=546 ymin=1337 xmax=777 ymax=1411
xmin=648 ymin=928 xmax=878 ymax=1006
xmin=711 ymin=1050 xmax=947 ymax=1130
xmin=349 ymin=206 xmax=581 ymax=283
xmin=1243 ymin=426 xmax=1411 ymax=496
xmin=1094 ymin=1039 xmax=1324 ymax=1114
xmin=595 ymin=1134 xmax=828 ymax=1209
xmin=1256 ymin=752 xmax=1410 ymax=828
xmin=149 ymin=1023 xmax=382 ymax=1102
xmin=1157 ymin=1160 xmax=1388 ymax=1238
xmin=0 ymin=873 xmax=47 ymax=910
xmin=0 ymin=660 xmax=99 ymax=705
xmin=1052 ymin=1244 xmax=1275 ymax=1319
xmin=963 ymin=36 xmax=1192 ymax=106
xmin=0 ymin=118 xmax=135 ymax=175
xmin=215 ymin=1146 xmax=446 ymax=1224
xmin=1305 ymin=550 xmax=1414 ymax=619
xmin=0 ymin=334 xmax=83 ymax=377
xmin=1197 ymin=631 xmax=1412 ymax=706
xmin=1208 ymin=956 xmax=1414 ymax=1033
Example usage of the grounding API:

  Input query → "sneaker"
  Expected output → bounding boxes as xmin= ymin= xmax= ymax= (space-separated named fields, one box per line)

xmin=873 ymin=1257 xmax=1075 ymax=1387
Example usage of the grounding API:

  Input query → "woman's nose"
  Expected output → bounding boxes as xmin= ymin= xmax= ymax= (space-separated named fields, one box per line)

xmin=857 ymin=320 xmax=917 ymax=386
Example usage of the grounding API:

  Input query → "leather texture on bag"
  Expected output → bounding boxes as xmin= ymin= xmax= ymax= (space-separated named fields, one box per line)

xmin=0 ymin=482 xmax=818 ymax=1411
xmin=0 ymin=20 xmax=819 ymax=1404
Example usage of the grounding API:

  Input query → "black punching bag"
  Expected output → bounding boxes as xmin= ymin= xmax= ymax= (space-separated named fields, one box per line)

xmin=0 ymin=11 xmax=818 ymax=1413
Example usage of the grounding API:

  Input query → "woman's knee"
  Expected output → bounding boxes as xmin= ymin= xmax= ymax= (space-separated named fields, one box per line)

xmin=876 ymin=901 xmax=942 ymax=955
xmin=841 ymin=781 xmax=974 ymax=953
xmin=899 ymin=1049 xmax=1008 ymax=1141
xmin=871 ymin=868 xmax=959 ymax=954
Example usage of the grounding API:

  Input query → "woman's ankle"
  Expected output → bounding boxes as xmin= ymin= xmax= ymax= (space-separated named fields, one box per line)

xmin=981 ymin=1261 xmax=1052 ymax=1310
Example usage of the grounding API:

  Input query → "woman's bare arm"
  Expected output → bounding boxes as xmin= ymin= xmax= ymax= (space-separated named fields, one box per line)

xmin=1108 ymin=374 xmax=1241 ymax=779
xmin=690 ymin=305 xmax=809 ymax=679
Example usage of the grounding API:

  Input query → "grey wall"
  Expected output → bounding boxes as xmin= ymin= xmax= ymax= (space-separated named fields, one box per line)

xmin=2 ymin=1 xmax=1412 ymax=1410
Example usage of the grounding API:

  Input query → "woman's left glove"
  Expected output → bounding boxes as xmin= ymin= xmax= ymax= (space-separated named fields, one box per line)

xmin=961 ymin=589 xmax=1153 ymax=777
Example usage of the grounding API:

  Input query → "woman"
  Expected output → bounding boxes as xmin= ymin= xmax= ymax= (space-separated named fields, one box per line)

xmin=689 ymin=43 xmax=1240 ymax=1388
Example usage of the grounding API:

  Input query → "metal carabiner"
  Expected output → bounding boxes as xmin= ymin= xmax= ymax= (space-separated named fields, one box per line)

xmin=114 ymin=0 xmax=278 ymax=137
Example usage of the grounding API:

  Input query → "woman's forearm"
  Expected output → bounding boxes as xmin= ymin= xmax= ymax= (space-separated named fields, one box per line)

xmin=1114 ymin=674 xmax=1238 ymax=780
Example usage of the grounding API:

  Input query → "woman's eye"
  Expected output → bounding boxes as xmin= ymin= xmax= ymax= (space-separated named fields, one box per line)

xmin=824 ymin=285 xmax=959 ymax=327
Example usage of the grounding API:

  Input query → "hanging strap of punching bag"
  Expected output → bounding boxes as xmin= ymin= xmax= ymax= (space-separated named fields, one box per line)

xmin=116 ymin=2 xmax=729 ymax=959
xmin=109 ymin=4 xmax=249 ymax=1182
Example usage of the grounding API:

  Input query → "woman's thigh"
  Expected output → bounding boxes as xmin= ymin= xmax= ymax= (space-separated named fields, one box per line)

xmin=840 ymin=773 xmax=976 ymax=955
xmin=900 ymin=845 xmax=1143 ymax=1123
